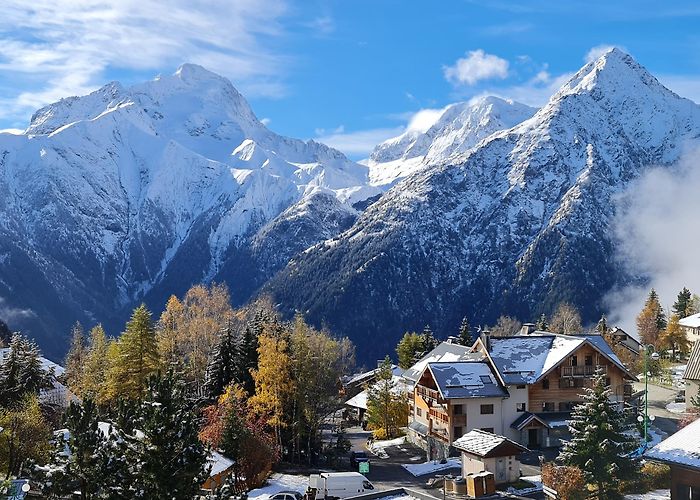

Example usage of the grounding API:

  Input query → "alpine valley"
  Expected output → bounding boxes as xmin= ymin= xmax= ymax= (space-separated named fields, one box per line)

xmin=1 ymin=49 xmax=698 ymax=362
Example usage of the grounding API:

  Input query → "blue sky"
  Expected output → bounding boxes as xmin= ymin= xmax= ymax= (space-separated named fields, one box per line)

xmin=1 ymin=1 xmax=700 ymax=159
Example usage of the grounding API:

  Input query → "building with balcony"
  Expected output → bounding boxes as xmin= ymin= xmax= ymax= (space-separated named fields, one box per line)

xmin=405 ymin=325 xmax=636 ymax=454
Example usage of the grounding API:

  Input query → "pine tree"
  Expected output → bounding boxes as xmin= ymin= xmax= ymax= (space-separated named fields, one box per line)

xmin=673 ymin=287 xmax=693 ymax=318
xmin=457 ymin=317 xmax=473 ymax=346
xmin=395 ymin=332 xmax=423 ymax=369
xmin=536 ymin=313 xmax=549 ymax=331
xmin=0 ymin=334 xmax=50 ymax=408
xmin=107 ymin=304 xmax=160 ymax=400
xmin=559 ymin=371 xmax=638 ymax=498
xmin=596 ymin=315 xmax=609 ymax=336
xmin=205 ymin=322 xmax=237 ymax=400
xmin=420 ymin=325 xmax=437 ymax=353
xmin=235 ymin=319 xmax=261 ymax=396
xmin=64 ymin=322 xmax=88 ymax=396
xmin=123 ymin=371 xmax=209 ymax=499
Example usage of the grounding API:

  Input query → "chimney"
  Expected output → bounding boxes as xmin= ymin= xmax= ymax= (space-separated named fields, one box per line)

xmin=480 ymin=329 xmax=491 ymax=352
xmin=521 ymin=323 xmax=536 ymax=335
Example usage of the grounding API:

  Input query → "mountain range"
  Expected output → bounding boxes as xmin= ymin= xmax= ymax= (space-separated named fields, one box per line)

xmin=1 ymin=49 xmax=698 ymax=362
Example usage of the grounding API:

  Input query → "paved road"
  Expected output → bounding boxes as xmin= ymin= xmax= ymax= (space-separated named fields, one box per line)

xmin=633 ymin=381 xmax=681 ymax=436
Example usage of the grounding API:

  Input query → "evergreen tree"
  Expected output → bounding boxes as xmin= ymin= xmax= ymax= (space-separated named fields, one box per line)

xmin=235 ymin=318 xmax=261 ymax=396
xmin=107 ymin=305 xmax=160 ymax=400
xmin=0 ymin=319 xmax=11 ymax=347
xmin=596 ymin=315 xmax=610 ymax=336
xmin=395 ymin=332 xmax=423 ymax=369
xmin=123 ymin=371 xmax=209 ymax=499
xmin=64 ymin=322 xmax=88 ymax=396
xmin=204 ymin=322 xmax=237 ymax=400
xmin=559 ymin=371 xmax=638 ymax=498
xmin=536 ymin=313 xmax=549 ymax=331
xmin=457 ymin=317 xmax=473 ymax=346
xmin=673 ymin=287 xmax=693 ymax=318
xmin=420 ymin=325 xmax=437 ymax=353
xmin=34 ymin=398 xmax=129 ymax=499
xmin=0 ymin=334 xmax=50 ymax=408
xmin=82 ymin=325 xmax=110 ymax=404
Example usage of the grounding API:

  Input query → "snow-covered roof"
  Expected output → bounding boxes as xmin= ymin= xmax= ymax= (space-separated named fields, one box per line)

xmin=209 ymin=450 xmax=235 ymax=476
xmin=452 ymin=429 xmax=527 ymax=457
xmin=486 ymin=332 xmax=632 ymax=385
xmin=344 ymin=374 xmax=409 ymax=410
xmin=646 ymin=418 xmax=700 ymax=469
xmin=680 ymin=313 xmax=700 ymax=329
xmin=345 ymin=390 xmax=368 ymax=410
xmin=427 ymin=361 xmax=507 ymax=399
xmin=343 ymin=365 xmax=403 ymax=387
xmin=403 ymin=342 xmax=482 ymax=383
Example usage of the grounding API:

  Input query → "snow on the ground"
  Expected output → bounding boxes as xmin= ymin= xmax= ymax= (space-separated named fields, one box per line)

xmin=666 ymin=401 xmax=687 ymax=413
xmin=401 ymin=458 xmax=461 ymax=476
xmin=247 ymin=473 xmax=309 ymax=499
xmin=624 ymin=490 xmax=670 ymax=500
xmin=371 ymin=436 xmax=406 ymax=449
xmin=505 ymin=475 xmax=542 ymax=495
xmin=647 ymin=427 xmax=666 ymax=448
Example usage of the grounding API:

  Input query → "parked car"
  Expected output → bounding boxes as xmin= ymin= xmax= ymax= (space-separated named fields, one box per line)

xmin=270 ymin=491 xmax=303 ymax=500
xmin=309 ymin=472 xmax=374 ymax=499
xmin=675 ymin=390 xmax=686 ymax=403
xmin=349 ymin=450 xmax=369 ymax=468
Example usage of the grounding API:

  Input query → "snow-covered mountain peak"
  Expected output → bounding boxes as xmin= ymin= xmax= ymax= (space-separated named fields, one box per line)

xmin=368 ymin=96 xmax=536 ymax=186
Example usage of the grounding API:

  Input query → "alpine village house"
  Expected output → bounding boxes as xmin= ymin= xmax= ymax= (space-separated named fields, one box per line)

xmin=404 ymin=324 xmax=637 ymax=457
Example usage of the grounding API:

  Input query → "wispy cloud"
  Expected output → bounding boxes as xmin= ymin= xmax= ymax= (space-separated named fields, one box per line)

xmin=0 ymin=296 xmax=35 ymax=323
xmin=0 ymin=0 xmax=290 ymax=123
xmin=315 ymin=126 xmax=404 ymax=157
xmin=307 ymin=15 xmax=335 ymax=35
xmin=444 ymin=50 xmax=509 ymax=86
xmin=584 ymin=44 xmax=628 ymax=63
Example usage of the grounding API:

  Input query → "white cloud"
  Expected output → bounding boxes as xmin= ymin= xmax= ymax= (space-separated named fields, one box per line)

xmin=308 ymin=15 xmax=335 ymax=35
xmin=444 ymin=50 xmax=509 ymax=86
xmin=606 ymin=144 xmax=700 ymax=334
xmin=585 ymin=44 xmax=628 ymax=63
xmin=406 ymin=108 xmax=446 ymax=133
xmin=260 ymin=118 xmax=272 ymax=126
xmin=0 ymin=128 xmax=24 ymax=135
xmin=0 ymin=297 xmax=35 ymax=322
xmin=472 ymin=71 xmax=574 ymax=108
xmin=314 ymin=126 xmax=404 ymax=157
xmin=0 ymin=0 xmax=290 ymax=123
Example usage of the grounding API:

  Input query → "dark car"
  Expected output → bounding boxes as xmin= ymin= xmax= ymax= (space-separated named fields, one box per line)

xmin=675 ymin=390 xmax=686 ymax=403
xmin=350 ymin=450 xmax=370 ymax=468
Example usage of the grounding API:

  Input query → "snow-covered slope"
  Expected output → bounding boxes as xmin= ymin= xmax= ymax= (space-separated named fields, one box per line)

xmin=368 ymin=97 xmax=536 ymax=186
xmin=0 ymin=64 xmax=378 ymax=356
xmin=264 ymin=49 xmax=700 ymax=362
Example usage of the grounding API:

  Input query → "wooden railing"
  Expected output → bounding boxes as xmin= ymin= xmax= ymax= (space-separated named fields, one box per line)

xmin=417 ymin=385 xmax=443 ymax=405
xmin=561 ymin=365 xmax=607 ymax=377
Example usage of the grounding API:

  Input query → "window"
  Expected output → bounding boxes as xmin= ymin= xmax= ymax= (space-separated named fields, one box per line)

xmin=453 ymin=404 xmax=463 ymax=415
xmin=454 ymin=426 xmax=463 ymax=438
xmin=481 ymin=427 xmax=495 ymax=433
xmin=542 ymin=378 xmax=550 ymax=389
xmin=362 ymin=481 xmax=374 ymax=490
xmin=605 ymin=377 xmax=611 ymax=387
xmin=585 ymin=355 xmax=593 ymax=366
xmin=480 ymin=404 xmax=494 ymax=415
xmin=559 ymin=401 xmax=576 ymax=411
xmin=416 ymin=408 xmax=422 ymax=417
xmin=543 ymin=402 xmax=555 ymax=412
xmin=516 ymin=402 xmax=526 ymax=412
xmin=571 ymin=355 xmax=578 ymax=366
xmin=516 ymin=384 xmax=526 ymax=389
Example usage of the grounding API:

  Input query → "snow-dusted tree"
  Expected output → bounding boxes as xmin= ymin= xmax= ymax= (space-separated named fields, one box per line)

xmin=559 ymin=371 xmax=638 ymax=498
xmin=366 ymin=356 xmax=408 ymax=439
xmin=536 ymin=313 xmax=549 ymax=332
xmin=0 ymin=319 xmax=11 ymax=347
xmin=64 ymin=322 xmax=88 ymax=396
xmin=0 ymin=334 xmax=50 ymax=408
xmin=396 ymin=332 xmax=423 ymax=369
xmin=420 ymin=325 xmax=437 ymax=352
xmin=457 ymin=317 xmax=473 ymax=346
xmin=596 ymin=315 xmax=610 ymax=336
xmin=122 ymin=371 xmax=209 ymax=499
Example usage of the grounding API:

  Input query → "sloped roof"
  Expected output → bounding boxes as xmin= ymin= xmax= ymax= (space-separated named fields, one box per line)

xmin=680 ymin=313 xmax=700 ymax=329
xmin=510 ymin=412 xmax=550 ymax=430
xmin=403 ymin=342 xmax=482 ymax=383
xmin=427 ymin=361 xmax=507 ymax=399
xmin=684 ymin=341 xmax=700 ymax=381
xmin=453 ymin=429 xmax=528 ymax=458
xmin=646 ymin=418 xmax=700 ymax=470
xmin=485 ymin=332 xmax=633 ymax=385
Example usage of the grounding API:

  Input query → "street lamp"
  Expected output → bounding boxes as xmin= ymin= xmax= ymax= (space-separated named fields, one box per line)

xmin=639 ymin=344 xmax=660 ymax=445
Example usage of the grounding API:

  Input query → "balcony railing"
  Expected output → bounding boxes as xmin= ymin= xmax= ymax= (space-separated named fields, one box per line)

xmin=561 ymin=365 xmax=607 ymax=377
xmin=417 ymin=385 xmax=443 ymax=405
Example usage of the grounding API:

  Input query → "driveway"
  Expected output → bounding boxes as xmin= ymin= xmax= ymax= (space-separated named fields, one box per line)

xmin=633 ymin=381 xmax=680 ymax=436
